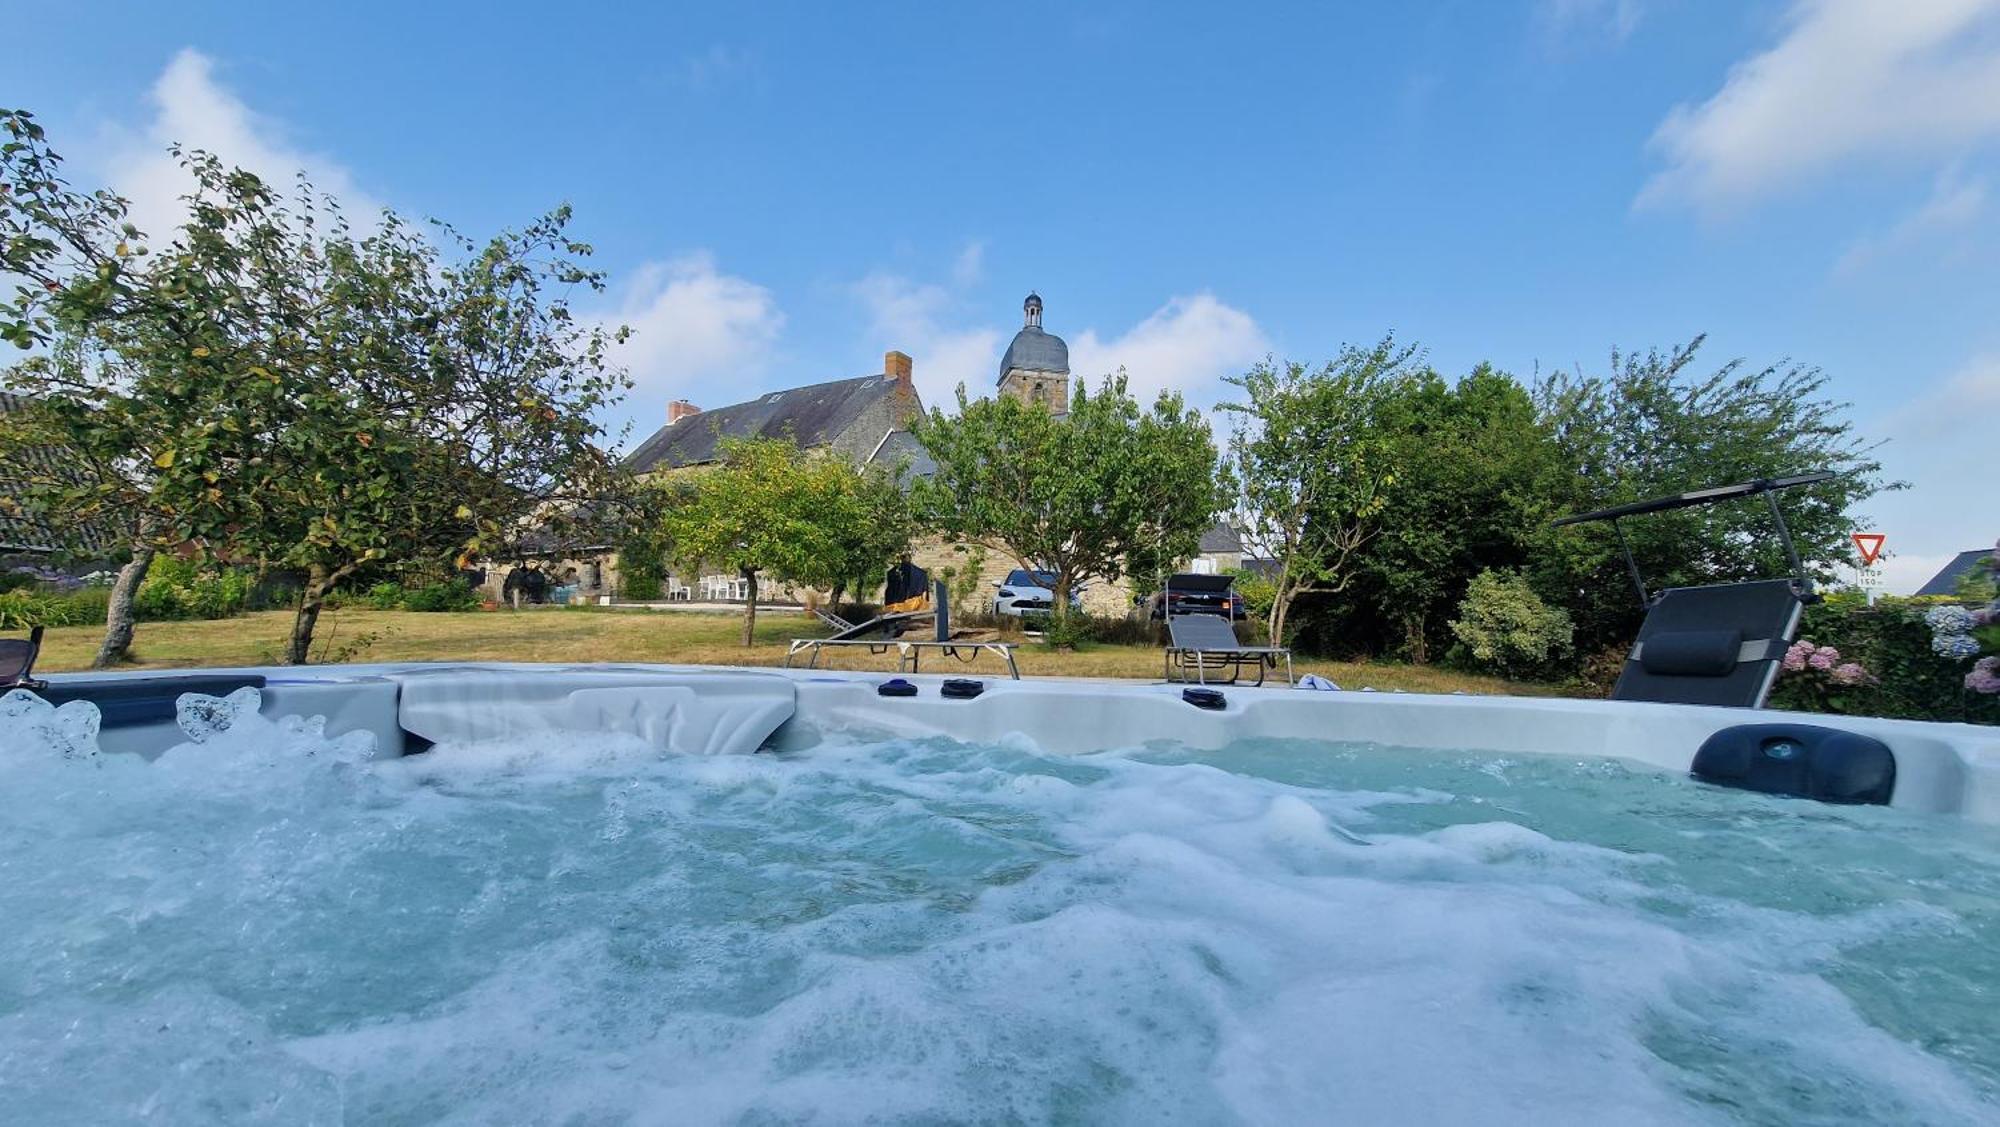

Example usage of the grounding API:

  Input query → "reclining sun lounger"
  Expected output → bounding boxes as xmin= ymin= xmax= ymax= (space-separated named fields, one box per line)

xmin=1553 ymin=472 xmax=1832 ymax=709
xmin=788 ymin=575 xmax=1021 ymax=678
xmin=2 ymin=625 xmax=47 ymax=692
xmin=1161 ymin=575 xmax=1292 ymax=686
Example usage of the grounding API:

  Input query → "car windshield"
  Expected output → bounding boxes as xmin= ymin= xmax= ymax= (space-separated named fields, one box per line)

xmin=1005 ymin=570 xmax=1058 ymax=587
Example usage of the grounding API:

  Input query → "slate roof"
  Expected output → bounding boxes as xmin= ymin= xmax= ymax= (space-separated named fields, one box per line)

xmin=1915 ymin=549 xmax=1994 ymax=597
xmin=998 ymin=324 xmax=1069 ymax=382
xmin=0 ymin=391 xmax=119 ymax=556
xmin=1198 ymin=523 xmax=1244 ymax=554
xmin=623 ymin=374 xmax=910 ymax=474
xmin=865 ymin=428 xmax=938 ymax=488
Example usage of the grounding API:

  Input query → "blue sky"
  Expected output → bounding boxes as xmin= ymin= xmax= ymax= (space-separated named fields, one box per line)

xmin=11 ymin=1 xmax=1998 ymax=589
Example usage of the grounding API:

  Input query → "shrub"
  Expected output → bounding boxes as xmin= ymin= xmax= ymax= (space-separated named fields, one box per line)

xmin=1229 ymin=568 xmax=1278 ymax=629
xmin=364 ymin=582 xmax=405 ymax=610
xmin=1448 ymin=569 xmax=1574 ymax=680
xmin=1038 ymin=612 xmax=1095 ymax=651
xmin=132 ymin=556 xmax=250 ymax=621
xmin=401 ymin=578 xmax=481 ymax=613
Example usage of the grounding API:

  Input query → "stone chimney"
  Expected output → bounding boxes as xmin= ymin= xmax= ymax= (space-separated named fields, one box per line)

xmin=883 ymin=350 xmax=913 ymax=387
xmin=667 ymin=399 xmax=701 ymax=425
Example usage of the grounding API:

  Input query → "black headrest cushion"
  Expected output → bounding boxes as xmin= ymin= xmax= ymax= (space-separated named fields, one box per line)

xmin=1641 ymin=629 xmax=1742 ymax=677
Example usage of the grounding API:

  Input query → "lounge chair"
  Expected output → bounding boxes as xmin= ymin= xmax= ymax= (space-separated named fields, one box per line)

xmin=1613 ymin=579 xmax=1803 ymax=707
xmin=787 ymin=577 xmax=1019 ymax=678
xmin=2 ymin=626 xmax=47 ymax=692
xmin=1552 ymin=471 xmax=1832 ymax=709
xmin=1162 ymin=576 xmax=1292 ymax=686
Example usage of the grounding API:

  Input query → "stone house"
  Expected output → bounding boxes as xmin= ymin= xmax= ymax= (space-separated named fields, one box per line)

xmin=484 ymin=353 xmax=927 ymax=603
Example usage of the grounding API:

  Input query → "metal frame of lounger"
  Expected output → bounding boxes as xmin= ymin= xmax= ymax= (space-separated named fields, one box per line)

xmin=1163 ymin=613 xmax=1293 ymax=687
xmin=1 ymin=625 xmax=47 ymax=692
xmin=783 ymin=637 xmax=1021 ymax=679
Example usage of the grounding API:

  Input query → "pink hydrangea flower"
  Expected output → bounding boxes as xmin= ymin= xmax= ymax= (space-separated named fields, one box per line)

xmin=1970 ymin=657 xmax=2000 ymax=696
xmin=1829 ymin=662 xmax=1873 ymax=686
xmin=1975 ymin=607 xmax=1994 ymax=627
xmin=1782 ymin=642 xmax=1811 ymax=672
xmin=1807 ymin=650 xmax=1836 ymax=671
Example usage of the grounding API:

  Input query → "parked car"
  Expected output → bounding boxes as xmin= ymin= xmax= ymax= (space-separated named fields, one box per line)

xmin=993 ymin=569 xmax=1084 ymax=617
xmin=1140 ymin=574 xmax=1247 ymax=620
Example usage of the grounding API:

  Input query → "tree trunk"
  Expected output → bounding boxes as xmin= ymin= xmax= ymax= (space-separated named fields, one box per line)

xmin=1267 ymin=560 xmax=1294 ymax=644
xmin=1052 ymin=572 xmax=1073 ymax=620
xmin=284 ymin=564 xmax=331 ymax=665
xmin=830 ymin=580 xmax=847 ymax=618
xmin=92 ymin=544 xmax=156 ymax=669
xmin=740 ymin=568 xmax=759 ymax=647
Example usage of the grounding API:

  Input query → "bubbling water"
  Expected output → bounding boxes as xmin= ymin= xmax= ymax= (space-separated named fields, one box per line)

xmin=2 ymin=691 xmax=1997 ymax=1125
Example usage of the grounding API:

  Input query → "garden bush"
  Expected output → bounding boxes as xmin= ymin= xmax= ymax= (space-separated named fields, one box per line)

xmin=1447 ymin=569 xmax=1574 ymax=680
xmin=0 ymin=588 xmax=94 ymax=629
xmin=133 ymin=556 xmax=250 ymax=621
xmin=1765 ymin=594 xmax=2000 ymax=725
xmin=400 ymin=578 xmax=481 ymax=613
xmin=363 ymin=582 xmax=405 ymax=610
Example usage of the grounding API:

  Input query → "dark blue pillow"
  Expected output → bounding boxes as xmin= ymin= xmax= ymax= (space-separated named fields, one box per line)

xmin=1641 ymin=629 xmax=1742 ymax=677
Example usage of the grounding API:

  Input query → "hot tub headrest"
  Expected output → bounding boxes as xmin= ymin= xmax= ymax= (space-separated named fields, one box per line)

xmin=1638 ymin=629 xmax=1742 ymax=677
xmin=1690 ymin=722 xmax=1895 ymax=805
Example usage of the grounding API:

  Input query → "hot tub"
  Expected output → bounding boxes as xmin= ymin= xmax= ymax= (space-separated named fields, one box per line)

xmin=4 ymin=664 xmax=1998 ymax=1124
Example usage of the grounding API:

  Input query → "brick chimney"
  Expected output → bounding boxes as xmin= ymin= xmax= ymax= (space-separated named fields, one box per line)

xmin=883 ymin=350 xmax=913 ymax=387
xmin=667 ymin=399 xmax=701 ymax=425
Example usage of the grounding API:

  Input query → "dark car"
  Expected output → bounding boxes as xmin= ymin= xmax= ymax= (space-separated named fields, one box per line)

xmin=1141 ymin=573 xmax=1246 ymax=620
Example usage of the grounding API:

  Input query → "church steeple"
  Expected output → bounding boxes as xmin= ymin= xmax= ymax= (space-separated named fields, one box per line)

xmin=998 ymin=292 xmax=1069 ymax=412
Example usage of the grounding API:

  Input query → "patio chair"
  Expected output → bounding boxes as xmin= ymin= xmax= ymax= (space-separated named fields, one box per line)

xmin=1611 ymin=579 xmax=1805 ymax=708
xmin=1552 ymin=472 xmax=1831 ymax=709
xmin=1164 ymin=601 xmax=1292 ymax=686
xmin=2 ymin=626 xmax=47 ymax=693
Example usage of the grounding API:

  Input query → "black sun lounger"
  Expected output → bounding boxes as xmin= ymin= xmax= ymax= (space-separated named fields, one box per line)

xmin=1162 ymin=575 xmax=1292 ymax=686
xmin=2 ymin=625 xmax=47 ymax=692
xmin=1554 ymin=471 xmax=1832 ymax=709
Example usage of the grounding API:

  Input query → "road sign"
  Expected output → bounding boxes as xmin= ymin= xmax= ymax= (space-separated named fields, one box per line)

xmin=1858 ymin=568 xmax=1885 ymax=588
xmin=1852 ymin=532 xmax=1885 ymax=566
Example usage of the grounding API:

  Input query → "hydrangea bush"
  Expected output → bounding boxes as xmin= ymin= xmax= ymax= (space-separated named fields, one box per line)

xmin=1923 ymin=539 xmax=2000 ymax=696
xmin=1768 ymin=589 xmax=2000 ymax=724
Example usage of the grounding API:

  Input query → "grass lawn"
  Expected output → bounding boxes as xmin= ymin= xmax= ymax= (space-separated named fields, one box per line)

xmin=34 ymin=606 xmax=1562 ymax=697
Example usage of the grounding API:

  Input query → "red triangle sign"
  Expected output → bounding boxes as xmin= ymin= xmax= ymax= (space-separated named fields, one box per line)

xmin=1852 ymin=533 xmax=1885 ymax=566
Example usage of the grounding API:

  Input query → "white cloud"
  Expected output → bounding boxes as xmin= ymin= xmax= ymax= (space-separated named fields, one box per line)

xmin=850 ymin=267 xmax=1001 ymax=410
xmin=96 ymin=49 xmax=380 ymax=242
xmin=601 ymin=253 xmax=784 ymax=437
xmin=1640 ymin=0 xmax=2000 ymax=211
xmin=950 ymin=241 xmax=986 ymax=289
xmin=1536 ymin=0 xmax=1644 ymax=45
xmin=1834 ymin=165 xmax=1988 ymax=276
xmin=850 ymin=247 xmax=1267 ymax=413
xmin=1069 ymin=294 xmax=1269 ymax=405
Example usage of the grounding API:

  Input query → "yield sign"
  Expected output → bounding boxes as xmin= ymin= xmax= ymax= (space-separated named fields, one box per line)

xmin=1852 ymin=532 xmax=1886 ymax=566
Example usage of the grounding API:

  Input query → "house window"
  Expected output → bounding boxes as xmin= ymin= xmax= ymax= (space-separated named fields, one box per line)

xmin=1190 ymin=557 xmax=1217 ymax=575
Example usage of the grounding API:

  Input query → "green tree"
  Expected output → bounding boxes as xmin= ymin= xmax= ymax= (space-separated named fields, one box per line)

xmin=1534 ymin=337 xmax=1895 ymax=652
xmin=661 ymin=438 xmax=866 ymax=646
xmin=912 ymin=373 xmax=1226 ymax=618
xmin=1219 ymin=341 xmax=1425 ymax=642
xmin=2 ymin=112 xmax=628 ymax=664
xmin=1351 ymin=364 xmax=1564 ymax=661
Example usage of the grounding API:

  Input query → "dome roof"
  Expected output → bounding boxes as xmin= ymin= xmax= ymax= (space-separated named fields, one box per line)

xmin=999 ymin=325 xmax=1069 ymax=381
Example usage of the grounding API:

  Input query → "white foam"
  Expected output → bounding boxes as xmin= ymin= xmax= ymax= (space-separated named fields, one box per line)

xmin=2 ymin=719 xmax=1996 ymax=1123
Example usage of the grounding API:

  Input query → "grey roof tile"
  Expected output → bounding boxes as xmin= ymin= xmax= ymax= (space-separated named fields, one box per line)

xmin=623 ymin=374 xmax=910 ymax=474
